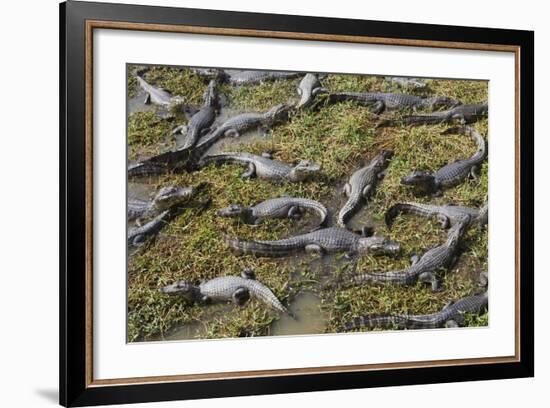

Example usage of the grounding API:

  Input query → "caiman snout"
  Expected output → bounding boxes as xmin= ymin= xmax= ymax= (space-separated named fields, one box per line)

xmin=160 ymin=280 xmax=194 ymax=296
xmin=216 ymin=204 xmax=246 ymax=217
xmin=360 ymin=236 xmax=401 ymax=256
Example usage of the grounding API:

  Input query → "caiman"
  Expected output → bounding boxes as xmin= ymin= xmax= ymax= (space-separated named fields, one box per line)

xmin=377 ymin=102 xmax=488 ymax=127
xmin=225 ymin=227 xmax=400 ymax=258
xmin=327 ymin=91 xmax=459 ymax=114
xmin=296 ymin=73 xmax=327 ymax=108
xmin=385 ymin=202 xmax=487 ymax=229
xmin=351 ymin=215 xmax=470 ymax=291
xmin=174 ymin=79 xmax=219 ymax=149
xmin=136 ymin=75 xmax=183 ymax=107
xmin=337 ymin=150 xmax=393 ymax=228
xmin=401 ymin=126 xmax=487 ymax=196
xmin=386 ymin=77 xmax=428 ymax=89
xmin=200 ymin=152 xmax=321 ymax=183
xmin=226 ymin=70 xmax=301 ymax=85
xmin=207 ymin=103 xmax=291 ymax=139
xmin=160 ymin=269 xmax=291 ymax=315
xmin=344 ymin=291 xmax=488 ymax=330
xmin=217 ymin=197 xmax=328 ymax=229
xmin=128 ymin=185 xmax=200 ymax=223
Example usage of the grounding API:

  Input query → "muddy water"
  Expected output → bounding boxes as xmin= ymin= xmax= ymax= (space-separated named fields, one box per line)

xmin=269 ymin=292 xmax=327 ymax=336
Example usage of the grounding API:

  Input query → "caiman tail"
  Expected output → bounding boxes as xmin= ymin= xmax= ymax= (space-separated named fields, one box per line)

xmin=385 ymin=203 xmax=436 ymax=228
xmin=224 ymin=235 xmax=302 ymax=258
xmin=344 ymin=314 xmax=408 ymax=331
xmin=299 ymin=199 xmax=329 ymax=229
xmin=337 ymin=192 xmax=362 ymax=228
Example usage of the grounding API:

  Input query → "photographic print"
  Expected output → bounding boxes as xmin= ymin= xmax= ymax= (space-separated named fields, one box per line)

xmin=126 ymin=65 xmax=489 ymax=342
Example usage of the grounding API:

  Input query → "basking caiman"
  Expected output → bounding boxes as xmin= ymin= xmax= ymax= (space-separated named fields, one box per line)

xmin=385 ymin=202 xmax=487 ymax=229
xmin=401 ymin=126 xmax=487 ymax=196
xmin=217 ymin=197 xmax=328 ymax=229
xmin=344 ymin=291 xmax=488 ymax=330
xmin=352 ymin=215 xmax=470 ymax=291
xmin=128 ymin=185 xmax=200 ymax=223
xmin=386 ymin=77 xmax=428 ymax=89
xmin=327 ymin=91 xmax=459 ymax=114
xmin=296 ymin=73 xmax=327 ymax=108
xmin=161 ymin=269 xmax=291 ymax=315
xmin=226 ymin=70 xmax=301 ymax=85
xmin=225 ymin=227 xmax=400 ymax=258
xmin=136 ymin=75 xmax=182 ymax=107
xmin=200 ymin=152 xmax=321 ymax=183
xmin=337 ymin=150 xmax=393 ymax=228
xmin=377 ymin=102 xmax=488 ymax=127
xmin=174 ymin=79 xmax=219 ymax=149
xmin=208 ymin=103 xmax=291 ymax=139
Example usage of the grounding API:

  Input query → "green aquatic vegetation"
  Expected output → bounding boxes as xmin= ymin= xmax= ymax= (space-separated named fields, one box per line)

xmin=126 ymin=65 xmax=489 ymax=341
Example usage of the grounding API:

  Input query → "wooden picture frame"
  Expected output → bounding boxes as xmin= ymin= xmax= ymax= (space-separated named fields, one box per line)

xmin=60 ymin=1 xmax=534 ymax=406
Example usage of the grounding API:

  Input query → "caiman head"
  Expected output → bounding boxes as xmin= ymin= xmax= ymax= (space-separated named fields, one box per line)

xmin=357 ymin=235 xmax=401 ymax=256
xmin=216 ymin=204 xmax=253 ymax=222
xmin=265 ymin=103 xmax=292 ymax=123
xmin=370 ymin=149 xmax=394 ymax=170
xmin=160 ymin=280 xmax=200 ymax=301
xmin=152 ymin=186 xmax=196 ymax=210
xmin=425 ymin=96 xmax=461 ymax=110
xmin=401 ymin=170 xmax=437 ymax=193
xmin=289 ymin=160 xmax=321 ymax=182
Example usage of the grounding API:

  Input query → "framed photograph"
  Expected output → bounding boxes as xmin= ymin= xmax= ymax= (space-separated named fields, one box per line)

xmin=60 ymin=1 xmax=534 ymax=406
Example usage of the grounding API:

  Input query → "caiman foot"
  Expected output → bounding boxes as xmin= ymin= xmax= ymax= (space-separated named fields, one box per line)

xmin=232 ymin=287 xmax=250 ymax=306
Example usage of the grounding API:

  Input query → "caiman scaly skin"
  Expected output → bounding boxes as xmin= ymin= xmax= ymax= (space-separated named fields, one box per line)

xmin=226 ymin=70 xmax=301 ymax=85
xmin=217 ymin=197 xmax=328 ymax=229
xmin=401 ymin=126 xmax=487 ymax=196
xmin=352 ymin=215 xmax=470 ymax=291
xmin=160 ymin=270 xmax=290 ymax=315
xmin=337 ymin=150 xmax=393 ymax=228
xmin=128 ymin=185 xmax=199 ymax=222
xmin=136 ymin=75 xmax=182 ymax=107
xmin=385 ymin=202 xmax=485 ymax=229
xmin=327 ymin=91 xmax=459 ymax=114
xmin=200 ymin=152 xmax=321 ymax=183
xmin=225 ymin=227 xmax=400 ymax=258
xmin=344 ymin=291 xmax=488 ymax=330
xmin=386 ymin=77 xmax=428 ymax=89
xmin=296 ymin=73 xmax=327 ymax=108
xmin=127 ymin=210 xmax=171 ymax=249
xmin=176 ymin=79 xmax=219 ymax=149
xmin=377 ymin=102 xmax=488 ymax=127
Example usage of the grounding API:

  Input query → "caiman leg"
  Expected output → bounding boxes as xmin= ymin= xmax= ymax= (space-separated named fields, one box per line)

xmin=232 ymin=287 xmax=250 ymax=306
xmin=305 ymin=244 xmax=324 ymax=256
xmin=418 ymin=271 xmax=440 ymax=291
xmin=371 ymin=101 xmax=385 ymax=115
xmin=410 ymin=253 xmax=421 ymax=265
xmin=241 ymin=163 xmax=256 ymax=179
xmin=470 ymin=165 xmax=481 ymax=179
xmin=288 ymin=206 xmax=303 ymax=220
xmin=144 ymin=93 xmax=151 ymax=105
xmin=342 ymin=183 xmax=351 ymax=196
xmin=445 ymin=320 xmax=459 ymax=328
xmin=362 ymin=185 xmax=373 ymax=199
xmin=437 ymin=214 xmax=451 ymax=229
xmin=226 ymin=128 xmax=240 ymax=138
